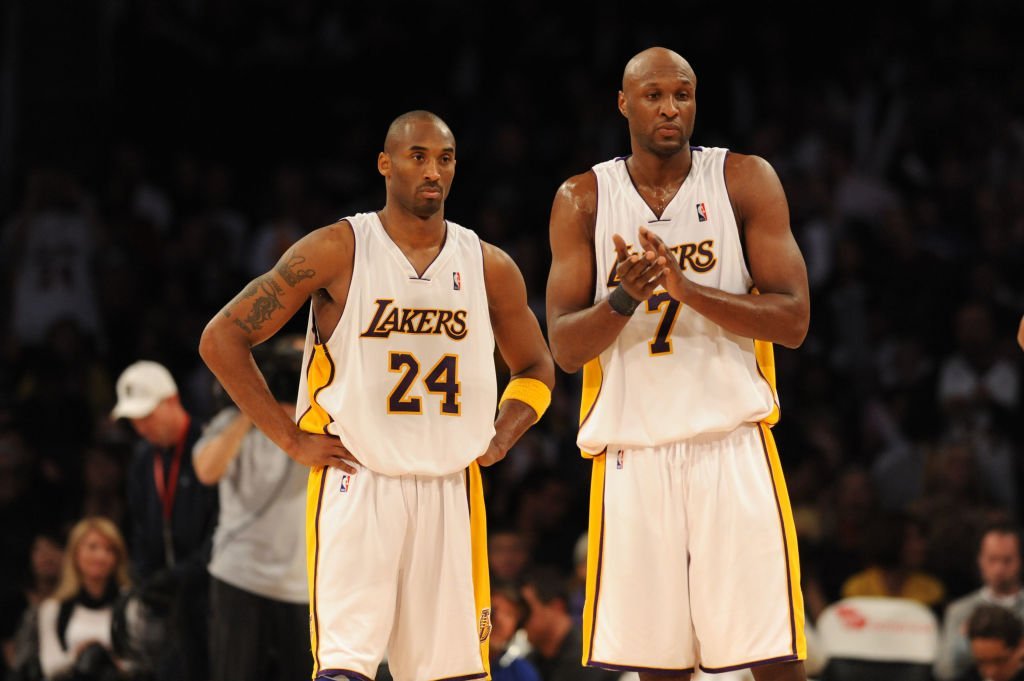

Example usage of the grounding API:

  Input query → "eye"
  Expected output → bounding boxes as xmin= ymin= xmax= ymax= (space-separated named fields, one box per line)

xmin=440 ymin=154 xmax=453 ymax=164
xmin=412 ymin=153 xmax=425 ymax=161
xmin=676 ymin=91 xmax=690 ymax=101
xmin=646 ymin=92 xmax=659 ymax=100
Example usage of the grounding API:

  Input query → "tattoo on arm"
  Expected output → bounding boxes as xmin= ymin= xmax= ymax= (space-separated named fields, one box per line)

xmin=224 ymin=275 xmax=286 ymax=336
xmin=244 ymin=278 xmax=285 ymax=331
xmin=276 ymin=252 xmax=316 ymax=287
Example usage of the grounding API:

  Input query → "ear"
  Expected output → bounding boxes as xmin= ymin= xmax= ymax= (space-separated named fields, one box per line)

xmin=617 ymin=91 xmax=628 ymax=118
xmin=378 ymin=152 xmax=390 ymax=178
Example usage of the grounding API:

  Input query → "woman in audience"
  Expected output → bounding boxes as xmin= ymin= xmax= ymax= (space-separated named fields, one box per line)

xmin=37 ymin=517 xmax=130 ymax=680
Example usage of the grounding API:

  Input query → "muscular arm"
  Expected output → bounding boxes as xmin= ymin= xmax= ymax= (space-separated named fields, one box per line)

xmin=198 ymin=223 xmax=356 ymax=471
xmin=479 ymin=243 xmax=555 ymax=465
xmin=645 ymin=154 xmax=809 ymax=348
xmin=545 ymin=173 xmax=663 ymax=373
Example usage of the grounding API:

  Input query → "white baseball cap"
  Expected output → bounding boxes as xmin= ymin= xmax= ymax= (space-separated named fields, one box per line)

xmin=111 ymin=361 xmax=178 ymax=419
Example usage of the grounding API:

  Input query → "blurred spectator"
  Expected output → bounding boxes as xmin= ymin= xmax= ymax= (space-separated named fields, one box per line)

xmin=3 ymin=170 xmax=102 ymax=347
xmin=938 ymin=302 xmax=1019 ymax=484
xmin=490 ymin=583 xmax=541 ymax=681
xmin=3 ymin=532 xmax=64 ymax=675
xmin=113 ymin=361 xmax=217 ymax=681
xmin=520 ymin=568 xmax=619 ymax=681
xmin=489 ymin=527 xmax=532 ymax=585
xmin=914 ymin=440 xmax=1007 ymax=599
xmin=936 ymin=523 xmax=1024 ymax=681
xmin=841 ymin=512 xmax=945 ymax=609
xmin=79 ymin=446 xmax=128 ymax=529
xmin=36 ymin=517 xmax=130 ymax=681
xmin=567 ymin=533 xmax=587 ymax=625
xmin=811 ymin=466 xmax=876 ymax=602
xmin=193 ymin=338 xmax=309 ymax=681
xmin=512 ymin=469 xmax=577 ymax=572
xmin=0 ymin=432 xmax=62 ymax=613
xmin=957 ymin=604 xmax=1024 ymax=681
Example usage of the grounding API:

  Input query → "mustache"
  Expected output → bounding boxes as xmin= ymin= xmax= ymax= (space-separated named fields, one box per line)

xmin=418 ymin=182 xmax=443 ymax=192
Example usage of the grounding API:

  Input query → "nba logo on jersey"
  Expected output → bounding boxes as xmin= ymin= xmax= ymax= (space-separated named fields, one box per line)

xmin=696 ymin=202 xmax=708 ymax=222
xmin=339 ymin=474 xmax=351 ymax=493
xmin=452 ymin=271 xmax=462 ymax=290
xmin=616 ymin=450 xmax=624 ymax=469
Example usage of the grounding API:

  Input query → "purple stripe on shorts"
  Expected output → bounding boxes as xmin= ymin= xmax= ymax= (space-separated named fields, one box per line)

xmin=588 ymin=661 xmax=696 ymax=675
xmin=433 ymin=672 xmax=488 ymax=681
xmin=316 ymin=668 xmax=374 ymax=681
xmin=699 ymin=652 xmax=799 ymax=674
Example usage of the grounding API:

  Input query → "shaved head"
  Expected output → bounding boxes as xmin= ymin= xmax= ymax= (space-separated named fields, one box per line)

xmin=622 ymin=47 xmax=695 ymax=90
xmin=384 ymin=110 xmax=454 ymax=154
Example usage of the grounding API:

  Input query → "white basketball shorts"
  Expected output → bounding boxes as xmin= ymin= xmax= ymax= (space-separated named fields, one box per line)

xmin=582 ymin=423 xmax=806 ymax=673
xmin=305 ymin=462 xmax=491 ymax=681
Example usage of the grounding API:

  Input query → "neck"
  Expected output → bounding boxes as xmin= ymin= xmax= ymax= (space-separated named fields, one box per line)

xmin=627 ymin=143 xmax=692 ymax=186
xmin=991 ymin=584 xmax=1021 ymax=598
xmin=379 ymin=205 xmax=446 ymax=250
xmin=162 ymin=409 xmax=190 ymax=448
xmin=538 ymin=616 xmax=573 ymax=659
xmin=81 ymin=577 xmax=107 ymax=599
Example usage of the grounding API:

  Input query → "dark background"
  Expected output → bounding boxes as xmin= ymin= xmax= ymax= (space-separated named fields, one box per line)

xmin=2 ymin=0 xmax=1024 ymax=666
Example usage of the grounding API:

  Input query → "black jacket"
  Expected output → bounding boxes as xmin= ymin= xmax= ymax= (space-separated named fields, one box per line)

xmin=126 ymin=418 xmax=218 ymax=583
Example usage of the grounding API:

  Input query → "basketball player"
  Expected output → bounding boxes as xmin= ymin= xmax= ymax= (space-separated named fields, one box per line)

xmin=545 ymin=48 xmax=810 ymax=681
xmin=200 ymin=110 xmax=555 ymax=681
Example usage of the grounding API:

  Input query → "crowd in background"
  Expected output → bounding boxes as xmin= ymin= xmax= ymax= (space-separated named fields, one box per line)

xmin=2 ymin=1 xmax=1024 ymax=679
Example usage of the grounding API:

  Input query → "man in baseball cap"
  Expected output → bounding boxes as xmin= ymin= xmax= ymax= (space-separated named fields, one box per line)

xmin=112 ymin=361 xmax=188 ymax=448
xmin=112 ymin=360 xmax=178 ymax=418
xmin=113 ymin=360 xmax=217 ymax=680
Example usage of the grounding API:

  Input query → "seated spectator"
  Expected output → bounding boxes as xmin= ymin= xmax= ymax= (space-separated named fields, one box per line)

xmin=841 ymin=511 xmax=946 ymax=608
xmin=5 ymin=532 xmax=64 ymax=677
xmin=936 ymin=523 xmax=1024 ymax=680
xmin=520 ymin=568 xmax=618 ymax=681
xmin=490 ymin=582 xmax=541 ymax=681
xmin=957 ymin=604 xmax=1024 ymax=681
xmin=37 ymin=517 xmax=130 ymax=680
xmin=490 ymin=527 xmax=532 ymax=585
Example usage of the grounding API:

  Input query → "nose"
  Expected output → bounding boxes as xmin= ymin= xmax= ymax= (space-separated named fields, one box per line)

xmin=659 ymin=98 xmax=679 ymax=118
xmin=424 ymin=159 xmax=441 ymax=181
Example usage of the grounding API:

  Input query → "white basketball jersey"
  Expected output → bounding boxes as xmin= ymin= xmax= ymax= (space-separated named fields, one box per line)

xmin=296 ymin=212 xmax=497 ymax=477
xmin=577 ymin=148 xmax=780 ymax=456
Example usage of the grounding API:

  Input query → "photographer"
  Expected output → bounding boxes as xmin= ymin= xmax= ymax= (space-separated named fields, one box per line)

xmin=193 ymin=336 xmax=310 ymax=681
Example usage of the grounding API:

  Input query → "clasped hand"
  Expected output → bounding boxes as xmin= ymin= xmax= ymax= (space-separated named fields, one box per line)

xmin=613 ymin=226 xmax=690 ymax=303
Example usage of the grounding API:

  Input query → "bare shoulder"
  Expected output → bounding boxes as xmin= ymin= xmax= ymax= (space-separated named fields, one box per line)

xmin=725 ymin=152 xmax=782 ymax=190
xmin=285 ymin=220 xmax=353 ymax=268
xmin=554 ymin=170 xmax=598 ymax=218
xmin=724 ymin=152 xmax=787 ymax=225
xmin=480 ymin=240 xmax=521 ymax=280
xmin=311 ymin=219 xmax=355 ymax=251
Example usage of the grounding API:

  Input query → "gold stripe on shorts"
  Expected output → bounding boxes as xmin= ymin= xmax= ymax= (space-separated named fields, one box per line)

xmin=757 ymin=423 xmax=807 ymax=660
xmin=581 ymin=453 xmax=607 ymax=665
xmin=466 ymin=461 xmax=491 ymax=678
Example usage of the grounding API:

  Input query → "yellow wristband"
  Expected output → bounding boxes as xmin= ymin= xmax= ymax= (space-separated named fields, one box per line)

xmin=498 ymin=377 xmax=551 ymax=424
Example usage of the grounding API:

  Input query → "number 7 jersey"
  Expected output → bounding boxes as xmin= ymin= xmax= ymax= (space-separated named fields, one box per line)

xmin=578 ymin=148 xmax=779 ymax=457
xmin=296 ymin=212 xmax=497 ymax=477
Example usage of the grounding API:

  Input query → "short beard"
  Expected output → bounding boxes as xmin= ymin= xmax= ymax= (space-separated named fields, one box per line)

xmin=642 ymin=137 xmax=687 ymax=159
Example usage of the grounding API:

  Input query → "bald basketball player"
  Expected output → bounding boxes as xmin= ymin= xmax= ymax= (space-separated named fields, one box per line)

xmin=201 ymin=110 xmax=554 ymax=681
xmin=546 ymin=48 xmax=810 ymax=680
